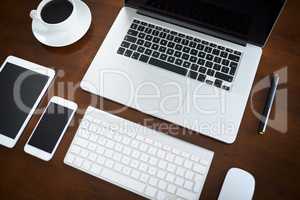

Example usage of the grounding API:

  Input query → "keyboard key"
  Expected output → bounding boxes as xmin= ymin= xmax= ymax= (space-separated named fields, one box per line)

xmin=220 ymin=51 xmax=228 ymax=58
xmin=213 ymin=64 xmax=221 ymax=71
xmin=206 ymin=80 xmax=213 ymax=85
xmin=159 ymin=54 xmax=167 ymax=61
xmin=189 ymin=71 xmax=198 ymax=79
xmin=127 ymin=29 xmax=138 ymax=36
xmin=145 ymin=186 xmax=157 ymax=198
xmin=124 ymin=50 xmax=133 ymax=57
xmin=197 ymin=74 xmax=206 ymax=82
xmin=167 ymin=56 xmax=175 ymax=63
xmin=145 ymin=49 xmax=152 ymax=55
xmin=222 ymin=59 xmax=230 ymax=66
xmin=191 ymin=64 xmax=199 ymax=71
xmin=182 ymin=54 xmax=189 ymax=60
xmin=198 ymin=66 xmax=206 ymax=74
xmin=152 ymin=52 xmax=161 ymax=61
xmin=130 ymin=44 xmax=138 ymax=51
xmin=206 ymin=54 xmax=213 ymax=61
xmin=130 ymin=23 xmax=138 ymax=30
xmin=204 ymin=46 xmax=212 ymax=53
xmin=214 ymin=57 xmax=222 ymax=63
xmin=117 ymin=47 xmax=125 ymax=55
xmin=124 ymin=35 xmax=137 ymax=43
xmin=205 ymin=61 xmax=213 ymax=68
xmin=183 ymin=61 xmax=191 ymax=68
xmin=212 ymin=49 xmax=220 ymax=55
xmin=207 ymin=69 xmax=215 ymax=76
xmin=121 ymin=41 xmax=130 ymax=48
xmin=230 ymin=67 xmax=237 ymax=75
xmin=149 ymin=58 xmax=188 ymax=76
xmin=139 ymin=54 xmax=149 ymax=62
xmin=215 ymin=72 xmax=233 ymax=82
xmin=221 ymin=67 xmax=230 ymax=73
xmin=214 ymin=79 xmax=223 ymax=88
xmin=167 ymin=42 xmax=175 ymax=48
xmin=222 ymin=85 xmax=230 ymax=91
xmin=228 ymin=54 xmax=240 ymax=62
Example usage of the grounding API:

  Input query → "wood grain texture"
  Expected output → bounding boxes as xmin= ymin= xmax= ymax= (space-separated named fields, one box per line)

xmin=0 ymin=0 xmax=299 ymax=199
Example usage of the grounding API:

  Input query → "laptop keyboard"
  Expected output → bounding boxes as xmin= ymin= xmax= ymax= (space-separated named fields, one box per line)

xmin=117 ymin=19 xmax=243 ymax=91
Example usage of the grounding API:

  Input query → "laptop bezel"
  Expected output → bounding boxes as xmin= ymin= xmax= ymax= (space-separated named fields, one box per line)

xmin=123 ymin=0 xmax=287 ymax=48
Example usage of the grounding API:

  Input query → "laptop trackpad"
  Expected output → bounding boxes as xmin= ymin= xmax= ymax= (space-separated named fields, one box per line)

xmin=101 ymin=70 xmax=186 ymax=115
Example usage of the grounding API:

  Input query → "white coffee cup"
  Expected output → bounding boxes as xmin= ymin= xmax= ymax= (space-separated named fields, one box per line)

xmin=30 ymin=0 xmax=80 ymax=32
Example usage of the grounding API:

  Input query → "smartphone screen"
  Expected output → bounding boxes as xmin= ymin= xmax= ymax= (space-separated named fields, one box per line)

xmin=28 ymin=102 xmax=74 ymax=153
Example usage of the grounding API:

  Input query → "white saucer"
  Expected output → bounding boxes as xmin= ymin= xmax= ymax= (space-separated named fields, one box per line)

xmin=32 ymin=0 xmax=92 ymax=47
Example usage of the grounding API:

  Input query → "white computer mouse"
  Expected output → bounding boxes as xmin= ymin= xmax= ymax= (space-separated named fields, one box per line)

xmin=218 ymin=168 xmax=255 ymax=200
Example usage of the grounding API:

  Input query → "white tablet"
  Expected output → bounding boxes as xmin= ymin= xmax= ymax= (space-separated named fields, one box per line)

xmin=0 ymin=56 xmax=55 ymax=148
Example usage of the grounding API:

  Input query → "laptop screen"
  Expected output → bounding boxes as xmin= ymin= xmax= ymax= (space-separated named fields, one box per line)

xmin=125 ymin=0 xmax=286 ymax=46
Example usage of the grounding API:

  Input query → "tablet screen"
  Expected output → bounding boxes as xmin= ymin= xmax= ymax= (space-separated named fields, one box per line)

xmin=0 ymin=62 xmax=49 ymax=139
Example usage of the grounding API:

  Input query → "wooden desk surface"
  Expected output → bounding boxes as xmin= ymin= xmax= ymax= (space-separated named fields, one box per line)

xmin=0 ymin=0 xmax=299 ymax=199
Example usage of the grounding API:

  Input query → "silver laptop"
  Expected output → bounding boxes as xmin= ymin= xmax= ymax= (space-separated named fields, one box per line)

xmin=81 ymin=0 xmax=286 ymax=144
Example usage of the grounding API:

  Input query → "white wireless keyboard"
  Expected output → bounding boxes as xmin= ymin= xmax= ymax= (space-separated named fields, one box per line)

xmin=64 ymin=106 xmax=214 ymax=200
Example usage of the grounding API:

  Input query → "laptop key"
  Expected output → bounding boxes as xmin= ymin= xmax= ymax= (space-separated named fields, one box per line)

xmin=167 ymin=42 xmax=175 ymax=48
xmin=137 ymin=47 xmax=145 ymax=53
xmin=222 ymin=59 xmax=230 ymax=66
xmin=130 ymin=44 xmax=138 ymax=51
xmin=145 ymin=49 xmax=152 ymax=56
xmin=124 ymin=50 xmax=133 ymax=57
xmin=160 ymin=54 xmax=168 ymax=61
xmin=214 ymin=79 xmax=222 ymax=88
xmin=214 ymin=57 xmax=221 ymax=63
xmin=215 ymin=72 xmax=233 ymax=82
xmin=174 ymin=51 xmax=182 ymax=58
xmin=197 ymin=59 xmax=205 ymax=66
xmin=130 ymin=23 xmax=138 ymax=30
xmin=197 ymin=74 xmax=206 ymax=82
xmin=228 ymin=54 xmax=240 ymax=62
xmin=121 ymin=41 xmax=130 ymax=48
xmin=207 ymin=69 xmax=215 ymax=76
xmin=152 ymin=51 xmax=160 ymax=58
xmin=149 ymin=58 xmax=188 ymax=76
xmin=117 ymin=47 xmax=126 ymax=55
xmin=230 ymin=62 xmax=238 ymax=68
xmin=230 ymin=67 xmax=237 ymax=75
xmin=190 ymin=49 xmax=198 ymax=56
xmin=198 ymin=52 xmax=206 ymax=58
xmin=222 ymin=85 xmax=230 ymax=91
xmin=189 ymin=71 xmax=198 ymax=79
xmin=182 ymin=54 xmax=189 ymax=60
xmin=151 ymin=44 xmax=159 ymax=50
xmin=198 ymin=66 xmax=206 ymax=73
xmin=206 ymin=54 xmax=214 ymax=61
xmin=175 ymin=59 xmax=183 ymax=66
xmin=205 ymin=61 xmax=213 ymax=68
xmin=183 ymin=61 xmax=191 ymax=68
xmin=167 ymin=56 xmax=175 ymax=63
xmin=190 ymin=56 xmax=197 ymax=63
xmin=128 ymin=29 xmax=138 ymax=36
xmin=213 ymin=64 xmax=221 ymax=71
xmin=144 ymin=41 xmax=151 ymax=48
xmin=221 ymin=67 xmax=229 ymax=73
xmin=132 ymin=52 xmax=140 ymax=59
xmin=139 ymin=55 xmax=149 ymax=63
xmin=191 ymin=64 xmax=199 ymax=71
xmin=206 ymin=80 xmax=213 ymax=85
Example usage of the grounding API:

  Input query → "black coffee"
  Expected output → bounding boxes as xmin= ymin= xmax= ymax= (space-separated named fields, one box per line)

xmin=41 ymin=0 xmax=74 ymax=24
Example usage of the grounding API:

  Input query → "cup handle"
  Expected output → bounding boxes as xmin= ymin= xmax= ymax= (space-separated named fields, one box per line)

xmin=30 ymin=10 xmax=48 ymax=32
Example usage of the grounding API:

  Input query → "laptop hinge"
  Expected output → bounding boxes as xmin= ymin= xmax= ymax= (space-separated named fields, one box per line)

xmin=137 ymin=9 xmax=247 ymax=47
